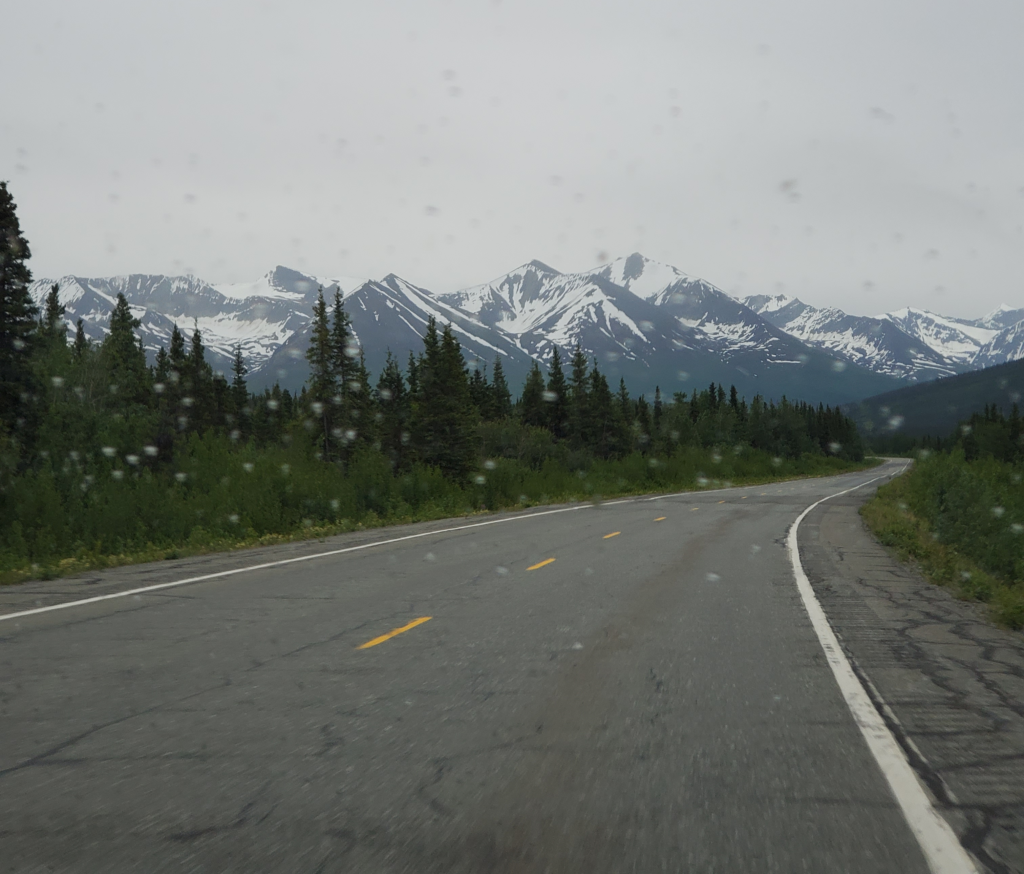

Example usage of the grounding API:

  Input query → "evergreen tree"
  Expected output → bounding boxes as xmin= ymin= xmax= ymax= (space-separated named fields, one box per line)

xmin=376 ymin=350 xmax=409 ymax=469
xmin=587 ymin=363 xmax=616 ymax=457
xmin=545 ymin=346 xmax=569 ymax=439
xmin=100 ymin=293 xmax=148 ymax=404
xmin=305 ymin=287 xmax=335 ymax=456
xmin=348 ymin=349 xmax=376 ymax=448
xmin=568 ymin=343 xmax=589 ymax=448
xmin=39 ymin=283 xmax=66 ymax=346
xmin=414 ymin=323 xmax=476 ymax=479
xmin=519 ymin=361 xmax=546 ymax=428
xmin=653 ymin=386 xmax=663 ymax=435
xmin=186 ymin=322 xmax=214 ymax=430
xmin=490 ymin=355 xmax=512 ymax=419
xmin=230 ymin=344 xmax=248 ymax=426
xmin=468 ymin=363 xmax=493 ymax=419
xmin=73 ymin=318 xmax=87 ymax=360
xmin=0 ymin=182 xmax=38 ymax=439
xmin=636 ymin=395 xmax=652 ymax=451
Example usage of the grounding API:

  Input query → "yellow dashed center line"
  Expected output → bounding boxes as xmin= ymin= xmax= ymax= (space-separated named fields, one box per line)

xmin=527 ymin=558 xmax=556 ymax=571
xmin=691 ymin=507 xmax=700 ymax=511
xmin=654 ymin=516 xmax=666 ymax=522
xmin=718 ymin=500 xmax=726 ymax=504
xmin=358 ymin=616 xmax=432 ymax=650
xmin=603 ymin=532 xmax=621 ymax=539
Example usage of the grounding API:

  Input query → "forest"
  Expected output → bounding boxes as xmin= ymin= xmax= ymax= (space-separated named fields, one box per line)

xmin=0 ymin=182 xmax=868 ymax=581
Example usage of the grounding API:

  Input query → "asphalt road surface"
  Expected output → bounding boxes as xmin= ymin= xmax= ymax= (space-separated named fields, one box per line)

xmin=2 ymin=460 xmax=1014 ymax=872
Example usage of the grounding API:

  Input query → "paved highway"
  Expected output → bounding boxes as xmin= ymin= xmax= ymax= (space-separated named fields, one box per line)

xmin=1 ymin=460 xmax=1008 ymax=872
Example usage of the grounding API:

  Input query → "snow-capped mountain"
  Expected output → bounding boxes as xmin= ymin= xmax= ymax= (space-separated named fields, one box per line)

xmin=978 ymin=303 xmax=1024 ymax=332
xmin=879 ymin=307 xmax=996 ymax=366
xmin=27 ymin=253 xmax=1023 ymax=404
xmin=438 ymin=254 xmax=902 ymax=402
xmin=744 ymin=295 xmax=960 ymax=380
xmin=973 ymin=320 xmax=1024 ymax=369
xmin=257 ymin=273 xmax=536 ymax=389
xmin=28 ymin=267 xmax=363 ymax=376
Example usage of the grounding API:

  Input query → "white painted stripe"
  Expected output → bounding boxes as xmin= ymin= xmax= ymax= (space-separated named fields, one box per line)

xmin=787 ymin=463 xmax=977 ymax=874
xmin=0 ymin=503 xmax=602 ymax=624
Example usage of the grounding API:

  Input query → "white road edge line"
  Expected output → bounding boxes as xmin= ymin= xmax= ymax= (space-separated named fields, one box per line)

xmin=0 ymin=502 xmax=605 ymax=624
xmin=788 ymin=463 xmax=978 ymax=874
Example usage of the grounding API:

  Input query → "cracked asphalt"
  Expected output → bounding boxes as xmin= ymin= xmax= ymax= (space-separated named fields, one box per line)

xmin=1 ymin=460 xmax=1018 ymax=872
xmin=802 ymin=493 xmax=1024 ymax=873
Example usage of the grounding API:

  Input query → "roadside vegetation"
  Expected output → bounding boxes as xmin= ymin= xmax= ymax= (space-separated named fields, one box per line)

xmin=1 ymin=181 xmax=871 ymax=583
xmin=862 ymin=406 xmax=1024 ymax=629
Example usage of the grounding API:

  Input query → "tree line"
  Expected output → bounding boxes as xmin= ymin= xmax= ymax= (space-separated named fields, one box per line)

xmin=0 ymin=180 xmax=867 ymax=576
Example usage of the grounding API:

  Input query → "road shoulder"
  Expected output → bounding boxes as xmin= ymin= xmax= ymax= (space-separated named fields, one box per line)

xmin=801 ymin=492 xmax=1024 ymax=874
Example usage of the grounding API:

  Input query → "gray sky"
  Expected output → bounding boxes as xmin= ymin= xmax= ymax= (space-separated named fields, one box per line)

xmin=3 ymin=0 xmax=1022 ymax=318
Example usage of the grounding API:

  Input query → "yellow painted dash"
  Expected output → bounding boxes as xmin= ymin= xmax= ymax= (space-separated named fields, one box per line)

xmin=654 ymin=516 xmax=666 ymax=522
xmin=603 ymin=531 xmax=621 ymax=539
xmin=358 ymin=616 xmax=432 ymax=650
xmin=691 ymin=507 xmax=700 ymax=511
xmin=718 ymin=500 xmax=726 ymax=504
xmin=527 ymin=558 xmax=556 ymax=571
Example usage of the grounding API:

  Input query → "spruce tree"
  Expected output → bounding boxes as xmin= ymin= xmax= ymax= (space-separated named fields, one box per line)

xmin=519 ymin=361 xmax=546 ymax=428
xmin=414 ymin=322 xmax=476 ymax=479
xmin=587 ymin=363 xmax=616 ymax=457
xmin=231 ymin=344 xmax=248 ymax=425
xmin=305 ymin=287 xmax=335 ymax=456
xmin=545 ymin=346 xmax=569 ymax=439
xmin=0 ymin=181 xmax=38 ymax=438
xmin=40 ymin=283 xmax=66 ymax=346
xmin=73 ymin=318 xmax=87 ymax=360
xmin=469 ymin=363 xmax=492 ymax=419
xmin=568 ymin=343 xmax=589 ymax=448
xmin=186 ymin=322 xmax=214 ymax=430
xmin=101 ymin=293 xmax=148 ymax=404
xmin=376 ymin=350 xmax=409 ymax=469
xmin=490 ymin=355 xmax=512 ymax=419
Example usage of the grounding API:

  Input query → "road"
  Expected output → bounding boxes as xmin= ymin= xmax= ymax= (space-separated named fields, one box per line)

xmin=1 ymin=460 xmax=1015 ymax=872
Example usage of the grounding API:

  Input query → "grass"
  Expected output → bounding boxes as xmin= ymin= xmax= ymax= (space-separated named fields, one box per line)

xmin=861 ymin=467 xmax=1024 ymax=630
xmin=1 ymin=453 xmax=881 ymax=588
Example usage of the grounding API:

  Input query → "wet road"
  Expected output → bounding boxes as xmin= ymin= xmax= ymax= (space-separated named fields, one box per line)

xmin=0 ymin=461 xmax=996 ymax=872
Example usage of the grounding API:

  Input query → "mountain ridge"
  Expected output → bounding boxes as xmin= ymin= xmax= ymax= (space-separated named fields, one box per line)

xmin=28 ymin=253 xmax=1022 ymax=404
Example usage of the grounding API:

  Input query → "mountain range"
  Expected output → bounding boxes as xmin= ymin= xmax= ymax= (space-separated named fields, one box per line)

xmin=28 ymin=254 xmax=1023 ymax=405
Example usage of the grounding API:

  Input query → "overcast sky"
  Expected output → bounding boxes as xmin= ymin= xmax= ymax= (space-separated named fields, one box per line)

xmin=3 ymin=0 xmax=1022 ymax=318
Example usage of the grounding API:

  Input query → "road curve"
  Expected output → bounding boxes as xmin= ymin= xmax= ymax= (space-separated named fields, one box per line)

xmin=0 ymin=461 xmax=976 ymax=872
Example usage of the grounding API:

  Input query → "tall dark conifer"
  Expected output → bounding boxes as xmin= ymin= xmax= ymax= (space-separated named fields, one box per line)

xmin=545 ymin=346 xmax=568 ymax=439
xmin=568 ymin=343 xmax=589 ymax=448
xmin=101 ymin=293 xmax=148 ymax=403
xmin=376 ymin=351 xmax=409 ymax=469
xmin=0 ymin=181 xmax=38 ymax=438
xmin=519 ymin=361 xmax=546 ymax=428
xmin=306 ymin=287 xmax=335 ymax=456
xmin=490 ymin=355 xmax=512 ymax=419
